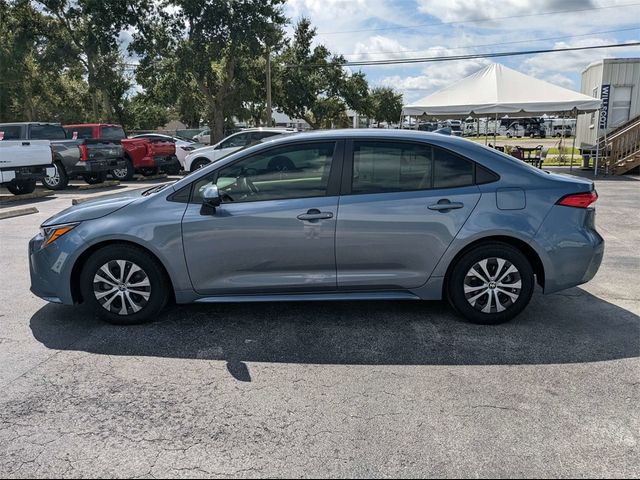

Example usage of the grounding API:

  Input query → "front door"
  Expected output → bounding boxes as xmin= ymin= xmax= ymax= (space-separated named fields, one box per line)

xmin=182 ymin=141 xmax=342 ymax=295
xmin=336 ymin=140 xmax=481 ymax=290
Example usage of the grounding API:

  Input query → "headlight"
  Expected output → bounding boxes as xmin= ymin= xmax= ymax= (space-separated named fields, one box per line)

xmin=39 ymin=222 xmax=79 ymax=247
xmin=181 ymin=145 xmax=196 ymax=152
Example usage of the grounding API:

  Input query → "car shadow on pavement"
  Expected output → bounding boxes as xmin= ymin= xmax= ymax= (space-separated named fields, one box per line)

xmin=30 ymin=287 xmax=639 ymax=381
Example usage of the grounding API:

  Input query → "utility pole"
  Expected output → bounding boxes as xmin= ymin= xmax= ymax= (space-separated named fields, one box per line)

xmin=266 ymin=47 xmax=272 ymax=127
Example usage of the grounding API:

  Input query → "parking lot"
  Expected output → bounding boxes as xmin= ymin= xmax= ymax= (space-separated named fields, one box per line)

xmin=0 ymin=171 xmax=638 ymax=478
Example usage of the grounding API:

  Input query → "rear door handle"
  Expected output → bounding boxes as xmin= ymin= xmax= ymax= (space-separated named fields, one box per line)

xmin=428 ymin=200 xmax=464 ymax=211
xmin=21 ymin=141 xmax=30 ymax=146
xmin=297 ymin=209 xmax=334 ymax=221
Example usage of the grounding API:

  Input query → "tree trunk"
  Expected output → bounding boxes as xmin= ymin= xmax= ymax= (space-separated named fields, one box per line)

xmin=210 ymin=96 xmax=225 ymax=144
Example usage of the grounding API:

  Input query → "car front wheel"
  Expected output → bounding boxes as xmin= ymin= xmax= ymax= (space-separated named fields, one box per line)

xmin=80 ymin=244 xmax=169 ymax=325
xmin=447 ymin=243 xmax=534 ymax=325
xmin=190 ymin=158 xmax=210 ymax=171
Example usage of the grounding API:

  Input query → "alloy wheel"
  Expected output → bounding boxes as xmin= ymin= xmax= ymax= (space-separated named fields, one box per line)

xmin=93 ymin=260 xmax=151 ymax=315
xmin=463 ymin=257 xmax=522 ymax=314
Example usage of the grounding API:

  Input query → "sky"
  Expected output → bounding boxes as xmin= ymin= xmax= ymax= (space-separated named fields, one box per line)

xmin=283 ymin=0 xmax=640 ymax=103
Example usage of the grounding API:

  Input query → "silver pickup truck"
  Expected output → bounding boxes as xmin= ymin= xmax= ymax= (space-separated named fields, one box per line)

xmin=0 ymin=122 xmax=125 ymax=190
xmin=0 ymin=138 xmax=55 ymax=195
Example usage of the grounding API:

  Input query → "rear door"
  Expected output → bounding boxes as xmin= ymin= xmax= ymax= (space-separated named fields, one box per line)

xmin=336 ymin=139 xmax=482 ymax=290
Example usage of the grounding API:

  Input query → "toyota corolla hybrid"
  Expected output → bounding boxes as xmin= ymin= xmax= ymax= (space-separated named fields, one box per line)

xmin=29 ymin=130 xmax=603 ymax=325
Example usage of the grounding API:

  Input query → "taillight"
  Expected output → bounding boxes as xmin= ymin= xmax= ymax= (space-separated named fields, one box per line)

xmin=145 ymin=142 xmax=153 ymax=156
xmin=557 ymin=191 xmax=598 ymax=208
xmin=78 ymin=144 xmax=89 ymax=161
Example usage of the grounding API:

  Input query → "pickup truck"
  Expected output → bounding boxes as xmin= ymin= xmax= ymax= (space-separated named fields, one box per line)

xmin=0 ymin=122 xmax=125 ymax=190
xmin=0 ymin=136 xmax=55 ymax=195
xmin=64 ymin=124 xmax=179 ymax=180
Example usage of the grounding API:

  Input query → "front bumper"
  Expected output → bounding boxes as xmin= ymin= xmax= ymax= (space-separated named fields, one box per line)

xmin=29 ymin=230 xmax=85 ymax=305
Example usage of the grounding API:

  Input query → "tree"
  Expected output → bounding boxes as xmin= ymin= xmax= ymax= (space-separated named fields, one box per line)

xmin=275 ymin=18 xmax=370 ymax=129
xmin=36 ymin=0 xmax=147 ymax=122
xmin=0 ymin=0 xmax=93 ymax=122
xmin=134 ymin=0 xmax=287 ymax=143
xmin=369 ymin=87 xmax=403 ymax=127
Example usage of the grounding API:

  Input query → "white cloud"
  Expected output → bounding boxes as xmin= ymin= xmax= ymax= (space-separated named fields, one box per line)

xmin=523 ymin=37 xmax=640 ymax=77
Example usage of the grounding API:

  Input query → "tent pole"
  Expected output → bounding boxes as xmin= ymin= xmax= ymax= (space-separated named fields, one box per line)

xmin=570 ymin=112 xmax=577 ymax=173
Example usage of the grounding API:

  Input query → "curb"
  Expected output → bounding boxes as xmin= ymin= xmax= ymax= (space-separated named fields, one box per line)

xmin=0 ymin=206 xmax=39 ymax=220
xmin=0 ymin=190 xmax=54 ymax=204
xmin=136 ymin=174 xmax=168 ymax=181
xmin=76 ymin=180 xmax=121 ymax=190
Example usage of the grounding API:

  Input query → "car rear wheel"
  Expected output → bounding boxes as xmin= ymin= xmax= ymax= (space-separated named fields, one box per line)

xmin=140 ymin=167 xmax=159 ymax=177
xmin=42 ymin=161 xmax=69 ymax=190
xmin=7 ymin=179 xmax=37 ymax=195
xmin=80 ymin=244 xmax=169 ymax=325
xmin=111 ymin=158 xmax=134 ymax=181
xmin=82 ymin=172 xmax=107 ymax=184
xmin=447 ymin=243 xmax=534 ymax=325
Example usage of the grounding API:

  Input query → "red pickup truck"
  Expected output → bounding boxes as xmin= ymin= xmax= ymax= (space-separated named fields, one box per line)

xmin=63 ymin=124 xmax=180 ymax=180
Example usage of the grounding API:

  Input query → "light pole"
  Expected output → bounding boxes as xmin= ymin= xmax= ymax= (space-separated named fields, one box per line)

xmin=266 ymin=47 xmax=272 ymax=127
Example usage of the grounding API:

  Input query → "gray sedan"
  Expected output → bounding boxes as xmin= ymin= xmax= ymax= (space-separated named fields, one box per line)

xmin=29 ymin=130 xmax=603 ymax=325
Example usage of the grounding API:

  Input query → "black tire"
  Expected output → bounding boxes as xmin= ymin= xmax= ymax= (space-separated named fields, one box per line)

xmin=111 ymin=157 xmax=134 ymax=181
xmin=42 ymin=161 xmax=69 ymax=190
xmin=82 ymin=171 xmax=107 ymax=185
xmin=190 ymin=158 xmax=210 ymax=172
xmin=140 ymin=167 xmax=159 ymax=177
xmin=447 ymin=242 xmax=534 ymax=325
xmin=7 ymin=179 xmax=37 ymax=195
xmin=80 ymin=244 xmax=170 ymax=325
xmin=164 ymin=162 xmax=181 ymax=175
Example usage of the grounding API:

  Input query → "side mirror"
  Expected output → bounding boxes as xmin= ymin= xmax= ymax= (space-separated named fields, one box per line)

xmin=200 ymin=184 xmax=221 ymax=215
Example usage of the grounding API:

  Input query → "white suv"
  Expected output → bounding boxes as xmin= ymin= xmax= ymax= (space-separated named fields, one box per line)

xmin=184 ymin=128 xmax=295 ymax=171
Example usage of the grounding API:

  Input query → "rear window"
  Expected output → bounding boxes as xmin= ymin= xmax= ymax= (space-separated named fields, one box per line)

xmin=30 ymin=124 xmax=67 ymax=140
xmin=0 ymin=125 xmax=22 ymax=140
xmin=102 ymin=126 xmax=126 ymax=140
xmin=65 ymin=126 xmax=94 ymax=139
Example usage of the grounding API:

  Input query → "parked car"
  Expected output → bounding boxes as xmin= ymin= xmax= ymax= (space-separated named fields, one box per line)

xmin=29 ymin=129 xmax=603 ymax=326
xmin=0 ymin=122 xmax=125 ymax=190
xmin=131 ymin=133 xmax=203 ymax=172
xmin=0 ymin=135 xmax=55 ymax=195
xmin=184 ymin=127 xmax=294 ymax=171
xmin=193 ymin=129 xmax=210 ymax=144
xmin=550 ymin=125 xmax=573 ymax=137
xmin=64 ymin=124 xmax=179 ymax=180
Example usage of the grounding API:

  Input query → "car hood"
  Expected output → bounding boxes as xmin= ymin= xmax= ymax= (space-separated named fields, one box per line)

xmin=42 ymin=188 xmax=146 ymax=226
xmin=188 ymin=144 xmax=218 ymax=156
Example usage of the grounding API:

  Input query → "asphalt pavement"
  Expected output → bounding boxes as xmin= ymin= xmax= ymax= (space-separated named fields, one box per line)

xmin=0 ymin=172 xmax=638 ymax=478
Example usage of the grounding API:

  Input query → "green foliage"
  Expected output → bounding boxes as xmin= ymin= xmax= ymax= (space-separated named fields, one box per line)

xmin=275 ymin=18 xmax=370 ymax=129
xmin=369 ymin=87 xmax=403 ymax=126
xmin=133 ymin=0 xmax=287 ymax=142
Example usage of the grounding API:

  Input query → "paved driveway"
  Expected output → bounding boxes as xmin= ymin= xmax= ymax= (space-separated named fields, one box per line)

xmin=0 ymin=173 xmax=638 ymax=478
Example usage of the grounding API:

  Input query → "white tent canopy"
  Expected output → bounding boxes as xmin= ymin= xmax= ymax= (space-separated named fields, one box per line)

xmin=402 ymin=63 xmax=601 ymax=117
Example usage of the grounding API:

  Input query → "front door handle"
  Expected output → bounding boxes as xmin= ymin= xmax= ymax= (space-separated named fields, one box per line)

xmin=297 ymin=209 xmax=334 ymax=221
xmin=428 ymin=200 xmax=464 ymax=211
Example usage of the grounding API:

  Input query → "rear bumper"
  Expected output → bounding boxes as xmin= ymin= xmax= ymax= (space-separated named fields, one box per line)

xmin=1 ymin=165 xmax=55 ymax=183
xmin=535 ymin=206 xmax=605 ymax=294
xmin=74 ymin=158 xmax=126 ymax=174
xmin=153 ymin=155 xmax=180 ymax=171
